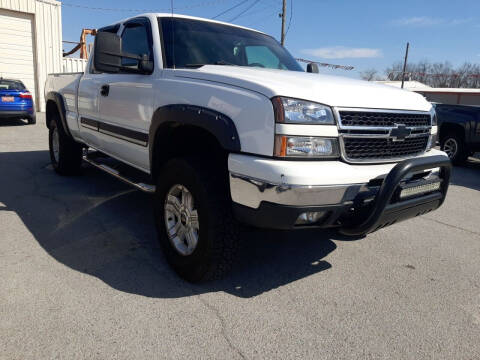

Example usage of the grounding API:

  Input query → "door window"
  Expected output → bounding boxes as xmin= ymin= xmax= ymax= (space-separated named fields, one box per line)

xmin=120 ymin=21 xmax=152 ymax=69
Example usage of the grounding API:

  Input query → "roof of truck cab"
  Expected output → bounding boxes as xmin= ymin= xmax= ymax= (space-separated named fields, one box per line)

xmin=116 ymin=13 xmax=267 ymax=35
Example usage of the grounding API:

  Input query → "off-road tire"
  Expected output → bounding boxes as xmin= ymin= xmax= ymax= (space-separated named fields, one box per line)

xmin=441 ymin=133 xmax=468 ymax=165
xmin=154 ymin=157 xmax=239 ymax=282
xmin=48 ymin=114 xmax=83 ymax=175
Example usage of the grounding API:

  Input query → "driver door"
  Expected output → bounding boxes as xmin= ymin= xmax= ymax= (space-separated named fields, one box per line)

xmin=96 ymin=17 xmax=155 ymax=172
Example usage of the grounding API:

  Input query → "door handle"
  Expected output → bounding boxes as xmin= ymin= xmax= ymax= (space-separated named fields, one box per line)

xmin=100 ymin=84 xmax=110 ymax=97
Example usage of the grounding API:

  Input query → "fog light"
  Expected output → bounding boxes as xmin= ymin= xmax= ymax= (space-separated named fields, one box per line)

xmin=399 ymin=181 xmax=441 ymax=199
xmin=295 ymin=211 xmax=326 ymax=225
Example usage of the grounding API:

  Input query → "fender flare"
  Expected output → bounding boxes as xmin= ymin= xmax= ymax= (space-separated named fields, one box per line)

xmin=148 ymin=104 xmax=241 ymax=166
xmin=45 ymin=92 xmax=73 ymax=139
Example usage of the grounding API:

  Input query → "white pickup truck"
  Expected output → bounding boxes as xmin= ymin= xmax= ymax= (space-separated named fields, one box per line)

xmin=45 ymin=14 xmax=451 ymax=282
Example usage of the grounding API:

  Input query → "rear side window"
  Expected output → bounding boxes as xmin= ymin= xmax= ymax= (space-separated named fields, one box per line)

xmin=0 ymin=80 xmax=25 ymax=90
xmin=121 ymin=22 xmax=152 ymax=68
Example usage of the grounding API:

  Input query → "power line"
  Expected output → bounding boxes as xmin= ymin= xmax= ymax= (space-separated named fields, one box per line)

xmin=243 ymin=9 xmax=279 ymax=27
xmin=212 ymin=0 xmax=249 ymax=19
xmin=226 ymin=1 xmax=272 ymax=22
xmin=229 ymin=0 xmax=261 ymax=22
xmin=60 ymin=0 xmax=229 ymax=13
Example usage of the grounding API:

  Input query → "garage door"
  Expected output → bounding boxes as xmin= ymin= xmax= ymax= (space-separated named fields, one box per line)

xmin=0 ymin=9 xmax=36 ymax=109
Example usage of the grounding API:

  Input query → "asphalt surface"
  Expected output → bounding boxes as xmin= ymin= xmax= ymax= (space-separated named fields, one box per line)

xmin=1 ymin=114 xmax=479 ymax=359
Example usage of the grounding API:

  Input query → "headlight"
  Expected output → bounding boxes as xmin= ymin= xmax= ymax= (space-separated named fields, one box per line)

xmin=274 ymin=135 xmax=340 ymax=158
xmin=430 ymin=106 xmax=437 ymax=126
xmin=273 ymin=97 xmax=335 ymax=125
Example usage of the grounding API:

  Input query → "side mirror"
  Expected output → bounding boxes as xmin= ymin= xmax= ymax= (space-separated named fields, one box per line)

xmin=139 ymin=54 xmax=154 ymax=74
xmin=93 ymin=31 xmax=122 ymax=73
xmin=307 ymin=63 xmax=319 ymax=74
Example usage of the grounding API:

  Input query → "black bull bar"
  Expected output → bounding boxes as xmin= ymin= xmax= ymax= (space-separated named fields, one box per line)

xmin=340 ymin=155 xmax=452 ymax=236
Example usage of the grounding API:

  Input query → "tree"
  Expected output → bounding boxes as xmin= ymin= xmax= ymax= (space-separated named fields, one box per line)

xmin=385 ymin=60 xmax=480 ymax=88
xmin=360 ymin=69 xmax=380 ymax=81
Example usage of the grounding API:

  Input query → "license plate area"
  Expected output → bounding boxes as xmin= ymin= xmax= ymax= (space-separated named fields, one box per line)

xmin=1 ymin=96 xmax=14 ymax=102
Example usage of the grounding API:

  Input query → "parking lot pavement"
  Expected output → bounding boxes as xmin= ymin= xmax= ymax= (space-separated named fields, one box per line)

xmin=1 ymin=114 xmax=479 ymax=359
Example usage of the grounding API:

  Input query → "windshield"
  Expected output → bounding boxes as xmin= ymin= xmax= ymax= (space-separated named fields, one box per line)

xmin=0 ymin=80 xmax=25 ymax=91
xmin=159 ymin=17 xmax=303 ymax=71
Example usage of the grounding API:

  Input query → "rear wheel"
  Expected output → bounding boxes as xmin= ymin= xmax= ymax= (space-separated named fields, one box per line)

xmin=48 ymin=114 xmax=83 ymax=175
xmin=28 ymin=115 xmax=36 ymax=125
xmin=154 ymin=157 xmax=239 ymax=282
xmin=441 ymin=134 xmax=468 ymax=164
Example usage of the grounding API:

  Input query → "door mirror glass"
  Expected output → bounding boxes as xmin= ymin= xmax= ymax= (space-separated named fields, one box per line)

xmin=307 ymin=62 xmax=319 ymax=74
xmin=93 ymin=31 xmax=122 ymax=73
xmin=139 ymin=55 xmax=154 ymax=73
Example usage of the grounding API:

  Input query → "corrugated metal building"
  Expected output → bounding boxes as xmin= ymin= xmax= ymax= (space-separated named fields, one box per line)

xmin=377 ymin=81 xmax=480 ymax=106
xmin=0 ymin=0 xmax=62 ymax=112
xmin=62 ymin=57 xmax=88 ymax=73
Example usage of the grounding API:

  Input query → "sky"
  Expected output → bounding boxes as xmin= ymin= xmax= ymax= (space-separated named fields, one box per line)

xmin=59 ymin=0 xmax=480 ymax=79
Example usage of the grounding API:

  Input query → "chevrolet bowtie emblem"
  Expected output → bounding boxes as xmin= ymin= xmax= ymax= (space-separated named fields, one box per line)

xmin=390 ymin=124 xmax=411 ymax=141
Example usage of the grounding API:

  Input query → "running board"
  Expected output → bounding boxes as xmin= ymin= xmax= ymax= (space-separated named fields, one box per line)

xmin=83 ymin=154 xmax=156 ymax=193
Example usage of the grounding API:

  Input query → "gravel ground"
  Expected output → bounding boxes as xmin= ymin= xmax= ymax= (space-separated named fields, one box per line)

xmin=1 ymin=114 xmax=479 ymax=359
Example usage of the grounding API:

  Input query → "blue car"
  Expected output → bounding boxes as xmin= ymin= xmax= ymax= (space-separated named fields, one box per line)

xmin=0 ymin=78 xmax=36 ymax=124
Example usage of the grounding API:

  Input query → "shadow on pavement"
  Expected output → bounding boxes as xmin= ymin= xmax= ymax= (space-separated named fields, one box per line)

xmin=0 ymin=150 xmax=339 ymax=298
xmin=0 ymin=118 xmax=30 ymax=127
xmin=449 ymin=157 xmax=480 ymax=192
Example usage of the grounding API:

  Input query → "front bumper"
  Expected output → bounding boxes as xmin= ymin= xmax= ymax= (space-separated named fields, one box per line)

xmin=230 ymin=154 xmax=451 ymax=235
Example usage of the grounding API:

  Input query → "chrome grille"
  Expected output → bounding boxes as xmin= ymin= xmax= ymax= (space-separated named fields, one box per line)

xmin=337 ymin=108 xmax=432 ymax=163
xmin=340 ymin=111 xmax=431 ymax=127
xmin=343 ymin=136 xmax=429 ymax=160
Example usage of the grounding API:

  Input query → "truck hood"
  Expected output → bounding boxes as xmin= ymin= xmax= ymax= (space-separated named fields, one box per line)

xmin=174 ymin=66 xmax=432 ymax=112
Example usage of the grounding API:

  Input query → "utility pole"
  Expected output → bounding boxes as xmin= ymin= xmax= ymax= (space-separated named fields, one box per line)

xmin=280 ymin=0 xmax=287 ymax=46
xmin=401 ymin=42 xmax=410 ymax=89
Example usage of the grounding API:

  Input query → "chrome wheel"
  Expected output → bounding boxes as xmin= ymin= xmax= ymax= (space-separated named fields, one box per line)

xmin=52 ymin=127 xmax=60 ymax=163
xmin=164 ymin=184 xmax=200 ymax=256
xmin=443 ymin=138 xmax=458 ymax=159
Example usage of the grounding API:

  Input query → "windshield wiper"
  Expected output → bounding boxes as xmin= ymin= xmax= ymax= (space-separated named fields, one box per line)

xmin=184 ymin=60 xmax=238 ymax=68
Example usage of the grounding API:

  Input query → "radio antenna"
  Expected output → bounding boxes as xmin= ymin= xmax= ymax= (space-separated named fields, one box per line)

xmin=171 ymin=0 xmax=176 ymax=69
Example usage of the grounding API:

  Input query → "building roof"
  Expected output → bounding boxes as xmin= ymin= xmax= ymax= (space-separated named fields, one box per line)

xmin=375 ymin=81 xmax=480 ymax=94
xmin=375 ymin=81 xmax=432 ymax=90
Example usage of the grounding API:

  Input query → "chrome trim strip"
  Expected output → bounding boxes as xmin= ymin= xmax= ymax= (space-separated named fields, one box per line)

xmin=230 ymin=172 xmax=370 ymax=209
xmin=81 ymin=123 xmax=98 ymax=131
xmin=338 ymin=125 xmax=430 ymax=132
xmin=98 ymin=128 xmax=148 ymax=146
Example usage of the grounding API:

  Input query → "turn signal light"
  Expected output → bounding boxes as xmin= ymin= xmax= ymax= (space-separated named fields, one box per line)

xmin=274 ymin=135 xmax=340 ymax=158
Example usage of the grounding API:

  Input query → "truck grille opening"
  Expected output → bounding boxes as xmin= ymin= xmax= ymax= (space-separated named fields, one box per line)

xmin=343 ymin=136 xmax=429 ymax=160
xmin=337 ymin=109 xmax=432 ymax=163
xmin=339 ymin=111 xmax=431 ymax=128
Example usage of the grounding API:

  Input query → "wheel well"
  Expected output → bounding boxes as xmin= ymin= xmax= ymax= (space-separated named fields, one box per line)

xmin=151 ymin=123 xmax=229 ymax=180
xmin=439 ymin=123 xmax=465 ymax=142
xmin=45 ymin=100 xmax=59 ymax=129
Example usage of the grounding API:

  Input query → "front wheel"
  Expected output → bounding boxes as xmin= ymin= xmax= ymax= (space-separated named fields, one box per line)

xmin=154 ymin=157 xmax=239 ymax=282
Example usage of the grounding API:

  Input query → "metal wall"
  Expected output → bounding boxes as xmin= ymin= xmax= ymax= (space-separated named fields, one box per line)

xmin=62 ymin=58 xmax=88 ymax=73
xmin=417 ymin=92 xmax=480 ymax=106
xmin=0 ymin=0 xmax=62 ymax=111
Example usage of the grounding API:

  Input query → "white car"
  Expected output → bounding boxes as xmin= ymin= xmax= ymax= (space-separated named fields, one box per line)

xmin=45 ymin=14 xmax=451 ymax=282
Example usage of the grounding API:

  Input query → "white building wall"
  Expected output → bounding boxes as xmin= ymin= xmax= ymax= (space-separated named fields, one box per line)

xmin=0 ymin=0 xmax=62 ymax=111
